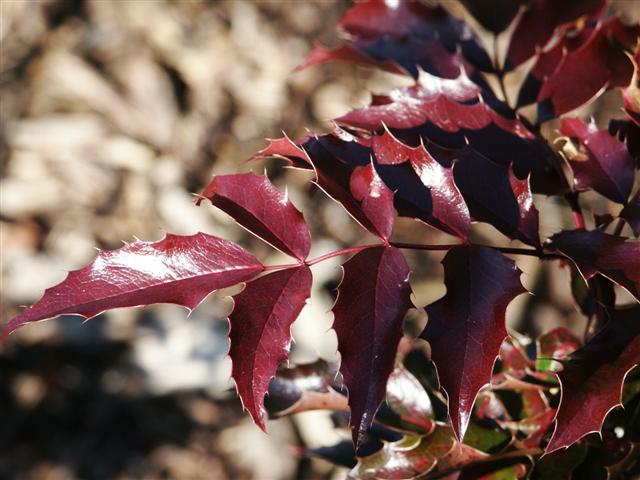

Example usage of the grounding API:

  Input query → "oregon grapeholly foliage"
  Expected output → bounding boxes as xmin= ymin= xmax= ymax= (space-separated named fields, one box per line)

xmin=4 ymin=0 xmax=640 ymax=478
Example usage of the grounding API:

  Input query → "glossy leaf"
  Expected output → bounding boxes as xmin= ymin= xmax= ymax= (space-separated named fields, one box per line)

xmin=229 ymin=266 xmax=312 ymax=430
xmin=2 ymin=233 xmax=264 ymax=338
xmin=199 ymin=173 xmax=311 ymax=260
xmin=336 ymin=72 xmax=563 ymax=194
xmin=348 ymin=435 xmax=439 ymax=480
xmin=537 ymin=18 xmax=640 ymax=121
xmin=303 ymin=0 xmax=492 ymax=79
xmin=536 ymin=328 xmax=582 ymax=373
xmin=463 ymin=422 xmax=511 ymax=453
xmin=547 ymin=306 xmax=640 ymax=453
xmin=560 ymin=117 xmax=635 ymax=204
xmin=333 ymin=246 xmax=413 ymax=448
xmin=531 ymin=443 xmax=588 ymax=479
xmin=421 ymin=245 xmax=525 ymax=441
xmin=545 ymin=229 xmax=640 ymax=302
xmin=505 ymin=0 xmax=608 ymax=69
xmin=349 ymin=163 xmax=395 ymax=241
xmin=386 ymin=364 xmax=435 ymax=433
xmin=372 ymin=130 xmax=470 ymax=239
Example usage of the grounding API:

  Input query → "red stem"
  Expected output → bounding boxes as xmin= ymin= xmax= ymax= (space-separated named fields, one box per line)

xmin=263 ymin=241 xmax=544 ymax=272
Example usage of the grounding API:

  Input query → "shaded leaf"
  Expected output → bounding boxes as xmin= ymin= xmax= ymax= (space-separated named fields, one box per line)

xmin=386 ymin=364 xmax=435 ymax=433
xmin=620 ymin=190 xmax=640 ymax=237
xmin=2 ymin=233 xmax=263 ymax=338
xmin=264 ymin=360 xmax=345 ymax=419
xmin=372 ymin=130 xmax=470 ymax=239
xmin=463 ymin=422 xmax=512 ymax=454
xmin=421 ymin=245 xmax=525 ymax=441
xmin=505 ymin=0 xmax=608 ymax=69
xmin=229 ymin=266 xmax=312 ymax=430
xmin=547 ymin=305 xmax=640 ymax=453
xmin=333 ymin=246 xmax=413 ymax=448
xmin=560 ymin=117 xmax=635 ymax=204
xmin=537 ymin=18 xmax=640 ymax=121
xmin=453 ymin=148 xmax=540 ymax=246
xmin=530 ymin=442 xmax=588 ymax=479
xmin=459 ymin=0 xmax=525 ymax=34
xmin=199 ymin=173 xmax=311 ymax=260
xmin=536 ymin=328 xmax=582 ymax=373
xmin=545 ymin=229 xmax=640 ymax=302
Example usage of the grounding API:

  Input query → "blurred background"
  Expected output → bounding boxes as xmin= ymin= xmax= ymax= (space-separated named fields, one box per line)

xmin=0 ymin=1 xmax=638 ymax=479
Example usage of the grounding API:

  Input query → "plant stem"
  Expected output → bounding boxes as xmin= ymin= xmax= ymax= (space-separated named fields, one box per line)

xmin=264 ymin=241 xmax=547 ymax=272
xmin=613 ymin=217 xmax=626 ymax=236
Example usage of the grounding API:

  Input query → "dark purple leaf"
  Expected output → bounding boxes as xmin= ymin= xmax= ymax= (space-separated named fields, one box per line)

xmin=620 ymin=190 xmax=640 ymax=237
xmin=545 ymin=229 xmax=640 ymax=302
xmin=2 ymin=233 xmax=264 ymax=339
xmin=372 ymin=130 xmax=470 ymax=239
xmin=547 ymin=306 xmax=640 ymax=453
xmin=505 ymin=0 xmax=608 ymax=69
xmin=333 ymin=246 xmax=412 ymax=447
xmin=537 ymin=18 xmax=640 ymax=121
xmin=453 ymin=148 xmax=540 ymax=246
xmin=560 ymin=117 xmax=635 ymax=204
xmin=459 ymin=0 xmax=526 ymax=34
xmin=199 ymin=173 xmax=311 ymax=260
xmin=229 ymin=266 xmax=312 ymax=430
xmin=421 ymin=245 xmax=525 ymax=441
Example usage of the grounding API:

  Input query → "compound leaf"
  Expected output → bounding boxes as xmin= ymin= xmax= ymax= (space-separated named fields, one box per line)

xmin=333 ymin=246 xmax=413 ymax=448
xmin=421 ymin=245 xmax=525 ymax=441
xmin=229 ymin=266 xmax=312 ymax=430
xmin=2 ymin=233 xmax=264 ymax=338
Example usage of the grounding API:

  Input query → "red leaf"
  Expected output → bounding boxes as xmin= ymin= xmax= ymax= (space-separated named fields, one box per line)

xmin=335 ymin=71 xmax=563 ymax=194
xmin=2 ymin=233 xmax=264 ymax=338
xmin=372 ymin=130 xmax=470 ymax=239
xmin=505 ymin=0 xmax=608 ymax=69
xmin=516 ymin=25 xmax=595 ymax=108
xmin=536 ymin=327 xmax=581 ymax=372
xmin=199 ymin=173 xmax=311 ymax=260
xmin=332 ymin=246 xmax=412 ymax=447
xmin=420 ymin=245 xmax=525 ymax=441
xmin=348 ymin=163 xmax=395 ymax=242
xmin=537 ymin=18 xmax=640 ymax=121
xmin=302 ymin=0 xmax=492 ymax=79
xmin=545 ymin=229 xmax=640 ymax=302
xmin=229 ymin=266 xmax=312 ymax=430
xmin=560 ymin=117 xmax=635 ymax=204
xmin=298 ymin=43 xmax=406 ymax=76
xmin=547 ymin=305 xmax=640 ymax=453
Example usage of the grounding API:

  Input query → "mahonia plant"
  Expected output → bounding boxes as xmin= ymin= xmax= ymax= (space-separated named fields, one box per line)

xmin=3 ymin=0 xmax=640 ymax=477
